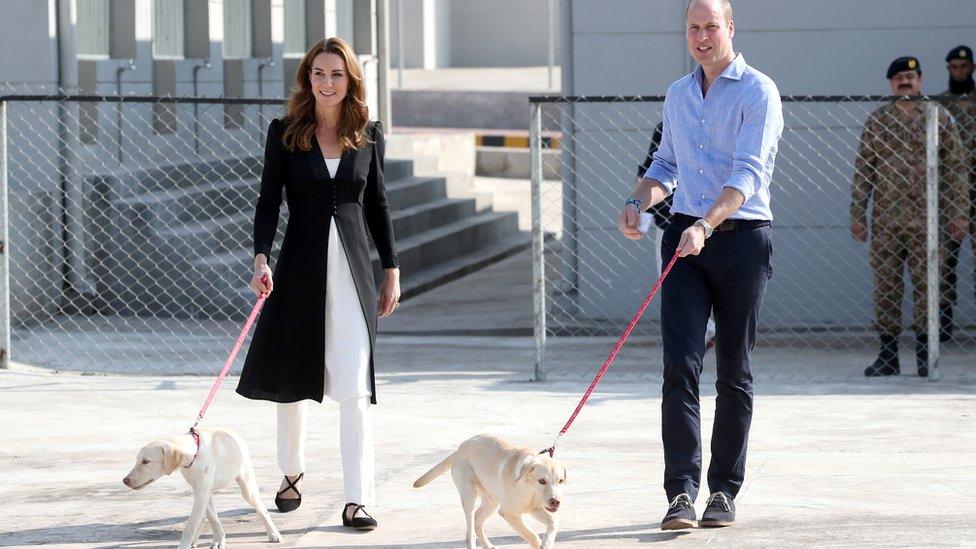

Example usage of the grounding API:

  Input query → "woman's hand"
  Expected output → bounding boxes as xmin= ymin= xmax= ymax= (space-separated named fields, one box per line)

xmin=251 ymin=255 xmax=273 ymax=297
xmin=378 ymin=268 xmax=401 ymax=318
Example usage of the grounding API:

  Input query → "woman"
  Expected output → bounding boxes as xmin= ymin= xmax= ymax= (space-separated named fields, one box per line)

xmin=236 ymin=37 xmax=400 ymax=531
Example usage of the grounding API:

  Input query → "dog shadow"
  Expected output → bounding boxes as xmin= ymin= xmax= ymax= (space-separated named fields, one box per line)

xmin=319 ymin=522 xmax=687 ymax=548
xmin=0 ymin=507 xmax=292 ymax=548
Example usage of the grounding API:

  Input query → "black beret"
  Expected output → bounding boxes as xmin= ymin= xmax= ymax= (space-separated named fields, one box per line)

xmin=887 ymin=56 xmax=921 ymax=79
xmin=946 ymin=45 xmax=973 ymax=63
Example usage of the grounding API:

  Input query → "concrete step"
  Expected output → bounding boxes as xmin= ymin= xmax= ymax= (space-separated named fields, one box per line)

xmin=119 ymin=156 xmax=263 ymax=195
xmin=194 ymin=230 xmax=531 ymax=321
xmin=392 ymin=197 xmax=480 ymax=239
xmin=476 ymin=146 xmax=561 ymax=179
xmin=112 ymin=177 xmax=258 ymax=228
xmin=151 ymin=196 xmax=477 ymax=255
xmin=99 ymin=173 xmax=456 ymax=311
xmin=383 ymin=158 xmax=415 ymax=182
xmin=397 ymin=232 xmax=531 ymax=300
xmin=184 ymin=210 xmax=522 ymax=319
xmin=113 ymin=170 xmax=436 ymax=238
xmin=384 ymin=176 xmax=448 ymax=209
xmin=378 ymin=210 xmax=521 ymax=282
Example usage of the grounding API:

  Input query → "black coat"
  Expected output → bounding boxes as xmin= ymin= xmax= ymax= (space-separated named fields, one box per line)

xmin=236 ymin=119 xmax=397 ymax=405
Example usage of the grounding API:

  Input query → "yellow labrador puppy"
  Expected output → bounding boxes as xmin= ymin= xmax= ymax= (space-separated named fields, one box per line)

xmin=414 ymin=434 xmax=567 ymax=549
xmin=123 ymin=428 xmax=281 ymax=549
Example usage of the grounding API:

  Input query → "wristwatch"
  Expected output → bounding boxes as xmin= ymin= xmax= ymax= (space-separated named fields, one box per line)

xmin=624 ymin=198 xmax=643 ymax=212
xmin=694 ymin=218 xmax=713 ymax=239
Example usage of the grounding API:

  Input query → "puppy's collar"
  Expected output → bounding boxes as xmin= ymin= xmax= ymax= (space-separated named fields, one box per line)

xmin=185 ymin=427 xmax=201 ymax=468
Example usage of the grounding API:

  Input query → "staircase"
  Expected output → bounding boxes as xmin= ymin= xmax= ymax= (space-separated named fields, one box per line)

xmin=92 ymin=155 xmax=529 ymax=320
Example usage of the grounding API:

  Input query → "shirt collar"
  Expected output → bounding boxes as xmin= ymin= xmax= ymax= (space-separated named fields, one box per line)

xmin=693 ymin=53 xmax=746 ymax=85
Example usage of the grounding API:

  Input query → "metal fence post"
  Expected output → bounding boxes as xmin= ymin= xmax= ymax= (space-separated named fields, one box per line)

xmin=0 ymin=100 xmax=9 ymax=369
xmin=531 ymin=101 xmax=547 ymax=381
xmin=547 ymin=0 xmax=555 ymax=90
xmin=925 ymin=101 xmax=941 ymax=381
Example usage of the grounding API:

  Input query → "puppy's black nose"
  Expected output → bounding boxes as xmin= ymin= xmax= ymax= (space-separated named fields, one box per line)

xmin=122 ymin=477 xmax=131 ymax=487
xmin=549 ymin=498 xmax=560 ymax=507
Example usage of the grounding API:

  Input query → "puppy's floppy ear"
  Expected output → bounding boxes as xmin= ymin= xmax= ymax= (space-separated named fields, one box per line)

xmin=162 ymin=442 xmax=189 ymax=475
xmin=515 ymin=454 xmax=537 ymax=482
xmin=559 ymin=462 xmax=568 ymax=483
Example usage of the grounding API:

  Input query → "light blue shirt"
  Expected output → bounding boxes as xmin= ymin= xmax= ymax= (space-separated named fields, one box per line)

xmin=644 ymin=54 xmax=783 ymax=221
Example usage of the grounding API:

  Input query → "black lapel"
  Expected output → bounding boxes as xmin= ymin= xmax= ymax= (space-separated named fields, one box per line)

xmin=336 ymin=145 xmax=358 ymax=181
xmin=307 ymin=135 xmax=330 ymax=181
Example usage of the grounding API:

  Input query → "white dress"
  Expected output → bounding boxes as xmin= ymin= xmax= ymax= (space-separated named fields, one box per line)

xmin=323 ymin=157 xmax=372 ymax=402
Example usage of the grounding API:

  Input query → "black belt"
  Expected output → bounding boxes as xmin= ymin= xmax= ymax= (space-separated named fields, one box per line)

xmin=671 ymin=213 xmax=770 ymax=232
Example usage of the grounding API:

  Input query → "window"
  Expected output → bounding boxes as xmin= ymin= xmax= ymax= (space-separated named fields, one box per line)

xmin=223 ymin=0 xmax=253 ymax=59
xmin=152 ymin=0 xmax=185 ymax=59
xmin=77 ymin=0 xmax=110 ymax=58
xmin=283 ymin=0 xmax=306 ymax=56
xmin=336 ymin=0 xmax=354 ymax=44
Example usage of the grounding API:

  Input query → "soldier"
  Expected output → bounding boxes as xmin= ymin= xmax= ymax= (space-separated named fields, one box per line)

xmin=940 ymin=45 xmax=976 ymax=340
xmin=851 ymin=56 xmax=968 ymax=377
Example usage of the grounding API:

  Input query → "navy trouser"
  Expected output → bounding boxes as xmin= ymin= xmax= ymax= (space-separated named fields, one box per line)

xmin=659 ymin=213 xmax=772 ymax=501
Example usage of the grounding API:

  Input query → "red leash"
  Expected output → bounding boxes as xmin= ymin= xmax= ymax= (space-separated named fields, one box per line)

xmin=189 ymin=280 xmax=269 ymax=453
xmin=541 ymin=252 xmax=681 ymax=458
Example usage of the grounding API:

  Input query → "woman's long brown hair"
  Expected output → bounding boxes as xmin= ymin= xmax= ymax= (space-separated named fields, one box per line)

xmin=281 ymin=37 xmax=369 ymax=153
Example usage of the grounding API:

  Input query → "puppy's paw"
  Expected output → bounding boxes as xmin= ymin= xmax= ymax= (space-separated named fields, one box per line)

xmin=209 ymin=538 xmax=226 ymax=549
xmin=268 ymin=531 xmax=283 ymax=543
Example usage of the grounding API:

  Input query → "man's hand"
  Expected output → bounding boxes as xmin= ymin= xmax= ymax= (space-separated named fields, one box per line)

xmin=851 ymin=221 xmax=868 ymax=243
xmin=618 ymin=204 xmax=643 ymax=240
xmin=949 ymin=218 xmax=969 ymax=241
xmin=676 ymin=224 xmax=706 ymax=257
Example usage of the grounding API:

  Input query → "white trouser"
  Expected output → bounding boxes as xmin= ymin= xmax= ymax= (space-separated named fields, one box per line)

xmin=277 ymin=397 xmax=375 ymax=505
xmin=657 ymin=225 xmax=715 ymax=339
xmin=275 ymin=218 xmax=375 ymax=505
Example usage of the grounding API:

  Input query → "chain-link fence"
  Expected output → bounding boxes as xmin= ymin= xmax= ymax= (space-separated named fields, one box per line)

xmin=0 ymin=91 xmax=286 ymax=374
xmin=530 ymin=95 xmax=976 ymax=382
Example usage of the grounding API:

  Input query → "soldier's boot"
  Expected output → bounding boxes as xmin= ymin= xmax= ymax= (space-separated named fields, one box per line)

xmin=916 ymin=333 xmax=929 ymax=378
xmin=939 ymin=306 xmax=953 ymax=343
xmin=864 ymin=335 xmax=899 ymax=377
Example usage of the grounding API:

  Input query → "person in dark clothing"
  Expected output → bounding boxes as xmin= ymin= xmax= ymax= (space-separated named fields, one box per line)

xmin=236 ymin=37 xmax=400 ymax=531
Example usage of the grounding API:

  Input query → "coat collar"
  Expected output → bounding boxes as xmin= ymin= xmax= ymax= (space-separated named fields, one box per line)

xmin=307 ymin=135 xmax=357 ymax=182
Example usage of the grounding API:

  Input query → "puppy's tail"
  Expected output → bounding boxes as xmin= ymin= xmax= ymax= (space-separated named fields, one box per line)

xmin=413 ymin=452 xmax=455 ymax=488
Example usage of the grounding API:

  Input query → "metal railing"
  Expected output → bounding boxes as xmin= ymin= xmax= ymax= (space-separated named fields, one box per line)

xmin=529 ymin=94 xmax=976 ymax=382
xmin=0 ymin=91 xmax=284 ymax=373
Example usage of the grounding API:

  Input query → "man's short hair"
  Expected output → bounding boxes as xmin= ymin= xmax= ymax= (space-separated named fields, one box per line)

xmin=685 ymin=0 xmax=733 ymax=23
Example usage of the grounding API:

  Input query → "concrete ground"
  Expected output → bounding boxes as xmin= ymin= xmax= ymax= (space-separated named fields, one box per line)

xmin=2 ymin=251 xmax=975 ymax=548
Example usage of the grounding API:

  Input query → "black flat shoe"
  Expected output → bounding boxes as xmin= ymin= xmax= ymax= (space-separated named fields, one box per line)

xmin=275 ymin=473 xmax=303 ymax=513
xmin=342 ymin=503 xmax=377 ymax=530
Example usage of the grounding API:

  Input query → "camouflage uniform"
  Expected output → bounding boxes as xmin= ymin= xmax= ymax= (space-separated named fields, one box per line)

xmin=939 ymin=91 xmax=976 ymax=311
xmin=851 ymin=101 xmax=967 ymax=337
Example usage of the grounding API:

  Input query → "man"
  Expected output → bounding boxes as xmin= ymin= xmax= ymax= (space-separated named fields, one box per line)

xmin=945 ymin=45 xmax=974 ymax=96
xmin=617 ymin=0 xmax=782 ymax=530
xmin=940 ymin=45 xmax=976 ymax=339
xmin=852 ymin=56 xmax=967 ymax=378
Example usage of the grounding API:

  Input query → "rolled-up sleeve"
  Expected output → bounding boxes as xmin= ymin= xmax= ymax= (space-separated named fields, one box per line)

xmin=645 ymin=98 xmax=679 ymax=194
xmin=725 ymin=82 xmax=783 ymax=202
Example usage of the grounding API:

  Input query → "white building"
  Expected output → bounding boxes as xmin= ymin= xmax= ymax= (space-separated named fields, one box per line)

xmin=556 ymin=0 xmax=976 ymax=330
